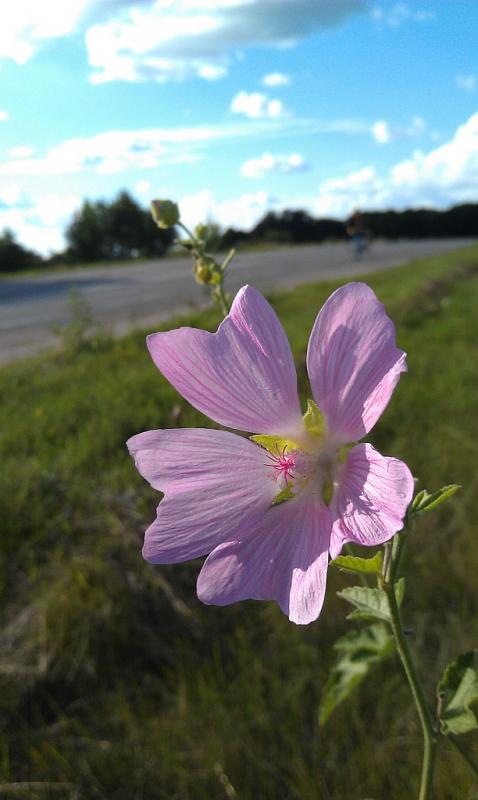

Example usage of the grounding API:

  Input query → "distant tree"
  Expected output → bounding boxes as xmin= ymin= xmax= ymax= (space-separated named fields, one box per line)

xmin=65 ymin=200 xmax=108 ymax=262
xmin=219 ymin=227 xmax=249 ymax=249
xmin=362 ymin=205 xmax=478 ymax=239
xmin=65 ymin=192 xmax=175 ymax=263
xmin=248 ymin=210 xmax=347 ymax=245
xmin=0 ymin=228 xmax=43 ymax=272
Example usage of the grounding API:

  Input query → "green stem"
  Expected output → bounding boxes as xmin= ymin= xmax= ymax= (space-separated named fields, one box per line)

xmin=221 ymin=248 xmax=236 ymax=274
xmin=388 ymin=526 xmax=410 ymax=584
xmin=216 ymin=280 xmax=230 ymax=316
xmin=384 ymin=534 xmax=437 ymax=800
xmin=178 ymin=220 xmax=197 ymax=243
xmin=447 ymin=733 xmax=478 ymax=778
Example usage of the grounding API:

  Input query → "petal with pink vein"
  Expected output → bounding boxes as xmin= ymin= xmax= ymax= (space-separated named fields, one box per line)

xmin=127 ymin=428 xmax=277 ymax=563
xmin=197 ymin=491 xmax=331 ymax=625
xmin=307 ymin=283 xmax=406 ymax=445
xmin=147 ymin=285 xmax=303 ymax=437
xmin=329 ymin=443 xmax=414 ymax=559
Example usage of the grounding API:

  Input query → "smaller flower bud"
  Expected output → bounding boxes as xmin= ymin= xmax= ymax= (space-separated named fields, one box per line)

xmin=150 ymin=199 xmax=180 ymax=229
xmin=193 ymin=258 xmax=214 ymax=285
xmin=195 ymin=223 xmax=208 ymax=240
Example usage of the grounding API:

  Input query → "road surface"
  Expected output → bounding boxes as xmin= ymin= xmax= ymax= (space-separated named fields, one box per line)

xmin=0 ymin=239 xmax=473 ymax=364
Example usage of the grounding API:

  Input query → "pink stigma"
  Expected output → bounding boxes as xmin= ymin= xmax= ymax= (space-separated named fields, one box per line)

xmin=265 ymin=446 xmax=297 ymax=484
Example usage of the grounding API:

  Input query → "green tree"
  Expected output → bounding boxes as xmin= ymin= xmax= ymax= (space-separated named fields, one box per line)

xmin=65 ymin=192 xmax=175 ymax=263
xmin=0 ymin=228 xmax=43 ymax=272
xmin=65 ymin=199 xmax=108 ymax=262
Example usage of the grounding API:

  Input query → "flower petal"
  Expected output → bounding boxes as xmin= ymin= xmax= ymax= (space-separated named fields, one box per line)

xmin=127 ymin=428 xmax=278 ymax=563
xmin=307 ymin=283 xmax=406 ymax=444
xmin=329 ymin=443 xmax=414 ymax=559
xmin=197 ymin=491 xmax=331 ymax=625
xmin=147 ymin=285 xmax=303 ymax=437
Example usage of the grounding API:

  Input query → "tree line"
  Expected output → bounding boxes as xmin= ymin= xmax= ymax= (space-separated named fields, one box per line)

xmin=1 ymin=192 xmax=477 ymax=272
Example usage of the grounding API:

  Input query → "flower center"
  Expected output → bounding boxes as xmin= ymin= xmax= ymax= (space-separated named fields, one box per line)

xmin=263 ymin=442 xmax=339 ymax=505
xmin=251 ymin=398 xmax=349 ymax=506
xmin=265 ymin=445 xmax=297 ymax=487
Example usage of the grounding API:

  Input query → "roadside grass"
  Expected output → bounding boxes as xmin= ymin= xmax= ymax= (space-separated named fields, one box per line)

xmin=0 ymin=244 xmax=477 ymax=799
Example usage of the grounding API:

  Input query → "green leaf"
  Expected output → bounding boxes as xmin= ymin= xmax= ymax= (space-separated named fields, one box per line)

xmin=438 ymin=651 xmax=478 ymax=735
xmin=302 ymin=398 xmax=326 ymax=440
xmin=319 ymin=624 xmax=394 ymax=724
xmin=330 ymin=552 xmax=383 ymax=576
xmin=250 ymin=434 xmax=298 ymax=454
xmin=337 ymin=585 xmax=392 ymax=622
xmin=411 ymin=484 xmax=461 ymax=516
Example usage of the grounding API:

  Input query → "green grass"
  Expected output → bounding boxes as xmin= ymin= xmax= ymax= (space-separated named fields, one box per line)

xmin=1 ymin=244 xmax=478 ymax=799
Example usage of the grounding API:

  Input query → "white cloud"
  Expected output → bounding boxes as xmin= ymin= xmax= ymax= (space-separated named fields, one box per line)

xmin=0 ymin=0 xmax=89 ymax=64
xmin=0 ymin=114 xmax=374 ymax=180
xmin=0 ymin=110 xmax=10 ymax=121
xmin=0 ymin=119 xmax=311 ymax=178
xmin=0 ymin=190 xmax=81 ymax=254
xmin=371 ymin=3 xmax=435 ymax=28
xmin=390 ymin=114 xmax=478 ymax=200
xmin=313 ymin=167 xmax=385 ymax=216
xmin=7 ymin=145 xmax=34 ymax=158
xmin=0 ymin=185 xmax=26 ymax=206
xmin=456 ymin=74 xmax=476 ymax=92
xmin=134 ymin=179 xmax=151 ymax=195
xmin=230 ymin=91 xmax=287 ymax=119
xmin=178 ymin=189 xmax=273 ymax=232
xmin=241 ymin=152 xmax=307 ymax=179
xmin=197 ymin=64 xmax=228 ymax=80
xmin=262 ymin=72 xmax=291 ymax=87
xmin=85 ymin=0 xmax=366 ymax=83
xmin=0 ymin=1 xmax=365 ymax=82
xmin=315 ymin=113 xmax=478 ymax=216
xmin=371 ymin=115 xmax=426 ymax=144
xmin=372 ymin=120 xmax=391 ymax=144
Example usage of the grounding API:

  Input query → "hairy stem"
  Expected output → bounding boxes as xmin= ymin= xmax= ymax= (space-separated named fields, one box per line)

xmin=221 ymin=248 xmax=236 ymax=274
xmin=178 ymin=220 xmax=197 ymax=242
xmin=384 ymin=536 xmax=438 ymax=800
xmin=216 ymin=281 xmax=230 ymax=316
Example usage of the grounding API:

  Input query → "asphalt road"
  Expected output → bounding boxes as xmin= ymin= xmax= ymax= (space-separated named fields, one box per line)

xmin=0 ymin=238 xmax=472 ymax=365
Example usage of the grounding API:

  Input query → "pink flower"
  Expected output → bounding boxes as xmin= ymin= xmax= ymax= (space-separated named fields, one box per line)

xmin=127 ymin=283 xmax=413 ymax=624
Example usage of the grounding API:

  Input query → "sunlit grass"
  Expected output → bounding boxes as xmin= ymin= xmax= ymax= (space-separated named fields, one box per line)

xmin=0 ymin=244 xmax=477 ymax=798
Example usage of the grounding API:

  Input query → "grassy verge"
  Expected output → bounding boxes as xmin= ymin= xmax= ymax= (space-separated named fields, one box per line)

xmin=0 ymin=244 xmax=477 ymax=799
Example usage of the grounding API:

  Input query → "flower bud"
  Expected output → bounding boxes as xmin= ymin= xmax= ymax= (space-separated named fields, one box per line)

xmin=195 ymin=223 xmax=208 ymax=240
xmin=150 ymin=199 xmax=180 ymax=229
xmin=193 ymin=257 xmax=215 ymax=285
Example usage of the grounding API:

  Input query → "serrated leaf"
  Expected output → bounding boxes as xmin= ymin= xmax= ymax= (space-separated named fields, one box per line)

xmin=330 ymin=552 xmax=383 ymax=576
xmin=337 ymin=585 xmax=391 ymax=622
xmin=302 ymin=398 xmax=326 ymax=440
xmin=438 ymin=651 xmax=478 ymax=735
xmin=319 ymin=624 xmax=394 ymax=724
xmin=250 ymin=434 xmax=298 ymax=454
xmin=411 ymin=484 xmax=461 ymax=516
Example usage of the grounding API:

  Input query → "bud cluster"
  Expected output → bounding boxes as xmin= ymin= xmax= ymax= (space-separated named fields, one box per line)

xmin=150 ymin=197 xmax=236 ymax=316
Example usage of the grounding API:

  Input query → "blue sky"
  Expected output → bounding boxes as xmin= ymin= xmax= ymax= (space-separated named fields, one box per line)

xmin=1 ymin=0 xmax=477 ymax=254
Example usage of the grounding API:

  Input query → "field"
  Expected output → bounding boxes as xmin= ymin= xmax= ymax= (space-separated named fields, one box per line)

xmin=1 ymin=244 xmax=477 ymax=799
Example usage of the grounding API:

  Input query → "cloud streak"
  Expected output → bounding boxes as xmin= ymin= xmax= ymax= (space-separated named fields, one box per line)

xmin=0 ymin=116 xmax=374 ymax=178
